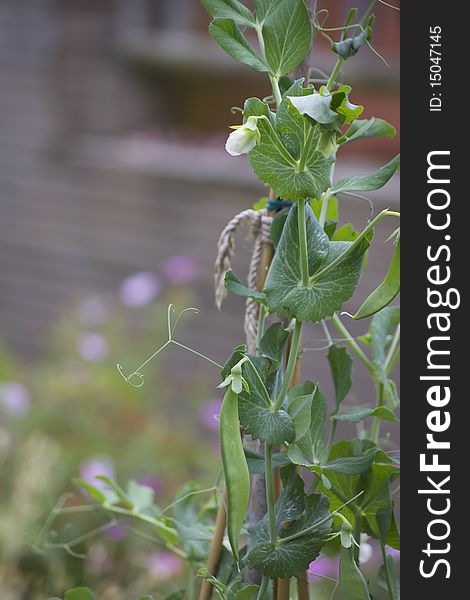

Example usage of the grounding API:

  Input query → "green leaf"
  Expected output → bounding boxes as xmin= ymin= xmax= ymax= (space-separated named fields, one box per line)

xmin=259 ymin=322 xmax=290 ymax=364
xmin=224 ymin=269 xmax=267 ymax=304
xmin=369 ymin=307 xmax=400 ymax=407
xmin=245 ymin=448 xmax=291 ymax=474
xmin=311 ymin=196 xmax=338 ymax=222
xmin=331 ymin=155 xmax=400 ymax=195
xmin=340 ymin=118 xmax=396 ymax=145
xmin=354 ymin=236 xmax=400 ymax=319
xmin=287 ymin=384 xmax=327 ymax=467
xmin=127 ymin=480 xmax=155 ymax=510
xmin=339 ymin=545 xmax=371 ymax=600
xmin=255 ymin=0 xmax=312 ymax=76
xmin=270 ymin=207 xmax=290 ymax=248
xmin=332 ymin=406 xmax=398 ymax=423
xmin=264 ymin=204 xmax=369 ymax=322
xmin=333 ymin=20 xmax=373 ymax=60
xmin=202 ymin=0 xmax=256 ymax=27
xmin=327 ymin=345 xmax=353 ymax=409
xmin=287 ymin=380 xmax=316 ymax=440
xmin=378 ymin=555 xmax=400 ymax=600
xmin=138 ymin=596 xmax=154 ymax=600
xmin=316 ymin=452 xmax=376 ymax=476
xmin=247 ymin=467 xmax=331 ymax=577
xmin=332 ymin=223 xmax=359 ymax=242
xmin=288 ymin=91 xmax=338 ymax=125
xmin=209 ymin=19 xmax=268 ymax=72
xmin=72 ymin=479 xmax=118 ymax=505
xmin=64 ymin=589 xmax=97 ymax=600
xmin=245 ymin=96 xmax=334 ymax=201
xmin=163 ymin=591 xmax=185 ymax=600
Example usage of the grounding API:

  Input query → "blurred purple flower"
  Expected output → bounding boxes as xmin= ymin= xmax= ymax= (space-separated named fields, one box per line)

xmin=0 ymin=382 xmax=31 ymax=417
xmin=77 ymin=296 xmax=108 ymax=327
xmin=76 ymin=333 xmax=109 ymax=362
xmin=199 ymin=398 xmax=222 ymax=430
xmin=386 ymin=545 xmax=400 ymax=560
xmin=119 ymin=271 xmax=161 ymax=307
xmin=138 ymin=475 xmax=165 ymax=495
xmin=147 ymin=551 xmax=182 ymax=581
xmin=104 ymin=523 xmax=128 ymax=541
xmin=308 ymin=555 xmax=339 ymax=582
xmin=87 ymin=544 xmax=111 ymax=574
xmin=80 ymin=456 xmax=115 ymax=492
xmin=161 ymin=255 xmax=200 ymax=284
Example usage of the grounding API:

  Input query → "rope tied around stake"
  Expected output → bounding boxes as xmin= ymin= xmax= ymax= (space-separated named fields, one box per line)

xmin=214 ymin=208 xmax=273 ymax=353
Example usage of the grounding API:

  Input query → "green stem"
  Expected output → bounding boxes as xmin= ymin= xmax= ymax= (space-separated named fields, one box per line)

xmin=331 ymin=313 xmax=375 ymax=375
xmin=187 ymin=562 xmax=196 ymax=600
xmin=385 ymin=324 xmax=400 ymax=372
xmin=370 ymin=383 xmax=384 ymax=444
xmin=256 ymin=305 xmax=267 ymax=353
xmin=257 ymin=576 xmax=270 ymax=600
xmin=265 ymin=445 xmax=277 ymax=545
xmin=318 ymin=193 xmax=330 ymax=229
xmin=353 ymin=512 xmax=362 ymax=562
xmin=380 ymin=544 xmax=396 ymax=599
xmin=273 ymin=320 xmax=303 ymax=411
xmin=298 ymin=198 xmax=310 ymax=286
xmin=270 ymin=75 xmax=283 ymax=107
xmin=312 ymin=209 xmax=400 ymax=283
xmin=326 ymin=57 xmax=344 ymax=90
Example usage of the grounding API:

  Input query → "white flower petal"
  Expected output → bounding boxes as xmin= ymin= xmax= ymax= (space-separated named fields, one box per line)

xmin=225 ymin=122 xmax=259 ymax=156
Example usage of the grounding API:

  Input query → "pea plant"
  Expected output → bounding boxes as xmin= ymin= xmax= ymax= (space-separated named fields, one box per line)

xmin=45 ymin=1 xmax=400 ymax=599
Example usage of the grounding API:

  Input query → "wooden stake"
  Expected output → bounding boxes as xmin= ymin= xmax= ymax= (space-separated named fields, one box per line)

xmin=198 ymin=496 xmax=227 ymax=600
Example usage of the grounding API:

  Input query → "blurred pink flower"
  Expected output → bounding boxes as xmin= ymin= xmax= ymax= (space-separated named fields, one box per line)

xmin=77 ymin=296 xmax=108 ymax=326
xmin=138 ymin=475 xmax=165 ymax=495
xmin=199 ymin=398 xmax=222 ymax=430
xmin=119 ymin=271 xmax=161 ymax=307
xmin=147 ymin=551 xmax=182 ymax=581
xmin=386 ymin=545 xmax=400 ymax=560
xmin=76 ymin=333 xmax=109 ymax=362
xmin=308 ymin=555 xmax=339 ymax=582
xmin=161 ymin=255 xmax=200 ymax=284
xmin=104 ymin=523 xmax=128 ymax=541
xmin=80 ymin=456 xmax=115 ymax=492
xmin=86 ymin=544 xmax=112 ymax=574
xmin=0 ymin=381 xmax=31 ymax=417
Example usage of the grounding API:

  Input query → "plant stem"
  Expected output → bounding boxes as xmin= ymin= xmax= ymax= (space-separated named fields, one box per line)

xmin=257 ymin=576 xmax=270 ymax=600
xmin=265 ymin=445 xmax=278 ymax=545
xmin=298 ymin=198 xmax=310 ymax=286
xmin=331 ymin=313 xmax=375 ymax=374
xmin=380 ymin=543 xmax=396 ymax=599
xmin=370 ymin=383 xmax=384 ymax=444
xmin=385 ymin=324 xmax=400 ymax=372
xmin=270 ymin=75 xmax=283 ymax=106
xmin=326 ymin=57 xmax=344 ymax=90
xmin=187 ymin=563 xmax=196 ymax=600
xmin=353 ymin=512 xmax=362 ymax=562
xmin=273 ymin=320 xmax=303 ymax=411
xmin=256 ymin=305 xmax=267 ymax=352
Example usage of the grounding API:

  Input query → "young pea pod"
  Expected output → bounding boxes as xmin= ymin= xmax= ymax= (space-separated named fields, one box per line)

xmin=339 ymin=544 xmax=371 ymax=600
xmin=354 ymin=235 xmax=400 ymax=319
xmin=219 ymin=387 xmax=250 ymax=564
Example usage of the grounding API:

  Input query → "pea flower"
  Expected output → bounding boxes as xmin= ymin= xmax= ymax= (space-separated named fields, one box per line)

xmin=225 ymin=116 xmax=261 ymax=156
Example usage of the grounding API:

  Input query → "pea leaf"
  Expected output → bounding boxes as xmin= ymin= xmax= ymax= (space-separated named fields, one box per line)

xmin=354 ymin=236 xmax=400 ymax=319
xmin=327 ymin=345 xmax=353 ymax=409
xmin=378 ymin=556 xmax=400 ymax=600
xmin=238 ymin=355 xmax=295 ymax=445
xmin=72 ymin=478 xmax=118 ymax=505
xmin=202 ymin=0 xmax=256 ymax=27
xmin=127 ymin=480 xmax=155 ymax=510
xmin=247 ymin=467 xmax=331 ymax=577
xmin=369 ymin=307 xmax=400 ymax=407
xmin=259 ymin=322 xmax=290 ymax=364
xmin=332 ymin=223 xmax=359 ymax=242
xmin=255 ymin=0 xmax=312 ymax=76
xmin=339 ymin=546 xmax=371 ymax=600
xmin=332 ymin=406 xmax=398 ymax=423
xmin=245 ymin=97 xmax=334 ymax=201
xmin=340 ymin=117 xmax=396 ymax=145
xmin=224 ymin=269 xmax=267 ymax=304
xmin=331 ymin=155 xmax=400 ymax=195
xmin=209 ymin=19 xmax=268 ymax=72
xmin=287 ymin=379 xmax=316 ymax=440
xmin=64 ymin=589 xmax=97 ymax=600
xmin=264 ymin=204 xmax=370 ymax=322
xmin=287 ymin=384 xmax=327 ymax=467
xmin=245 ymin=448 xmax=291 ymax=474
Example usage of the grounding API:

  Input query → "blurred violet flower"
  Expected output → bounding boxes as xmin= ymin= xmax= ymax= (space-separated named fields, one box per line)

xmin=119 ymin=271 xmax=161 ymax=307
xmin=77 ymin=296 xmax=108 ymax=327
xmin=138 ymin=475 xmax=165 ymax=495
xmin=147 ymin=551 xmax=182 ymax=581
xmin=386 ymin=545 xmax=400 ymax=560
xmin=86 ymin=544 xmax=111 ymax=574
xmin=0 ymin=382 xmax=31 ymax=417
xmin=199 ymin=398 xmax=222 ymax=430
xmin=308 ymin=555 xmax=339 ymax=582
xmin=161 ymin=255 xmax=200 ymax=284
xmin=104 ymin=523 xmax=128 ymax=541
xmin=80 ymin=456 xmax=115 ymax=492
xmin=76 ymin=333 xmax=109 ymax=362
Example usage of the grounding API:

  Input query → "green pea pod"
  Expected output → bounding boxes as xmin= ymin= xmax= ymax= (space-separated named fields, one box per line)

xmin=220 ymin=388 xmax=250 ymax=564
xmin=354 ymin=236 xmax=400 ymax=319
xmin=339 ymin=545 xmax=371 ymax=600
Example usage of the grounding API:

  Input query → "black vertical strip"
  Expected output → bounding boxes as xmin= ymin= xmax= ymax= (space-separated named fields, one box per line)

xmin=401 ymin=3 xmax=463 ymax=597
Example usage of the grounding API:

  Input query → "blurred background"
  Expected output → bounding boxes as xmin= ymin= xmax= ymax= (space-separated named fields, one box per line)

xmin=0 ymin=0 xmax=399 ymax=598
